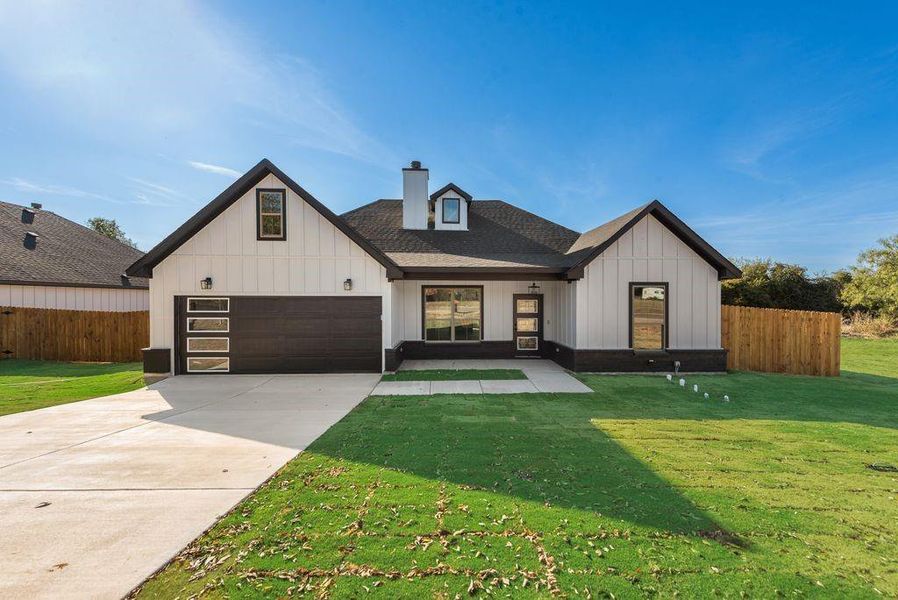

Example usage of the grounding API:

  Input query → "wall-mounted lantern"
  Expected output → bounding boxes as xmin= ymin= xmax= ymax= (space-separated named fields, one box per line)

xmin=528 ymin=282 xmax=541 ymax=294
xmin=200 ymin=277 xmax=213 ymax=290
xmin=343 ymin=278 xmax=353 ymax=291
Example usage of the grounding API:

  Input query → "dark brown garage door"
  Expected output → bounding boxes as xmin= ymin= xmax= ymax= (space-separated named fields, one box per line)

xmin=176 ymin=296 xmax=381 ymax=374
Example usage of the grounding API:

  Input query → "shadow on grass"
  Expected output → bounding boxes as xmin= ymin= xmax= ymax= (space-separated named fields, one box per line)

xmin=312 ymin=393 xmax=742 ymax=543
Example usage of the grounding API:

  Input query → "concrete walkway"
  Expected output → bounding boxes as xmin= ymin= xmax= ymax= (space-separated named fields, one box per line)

xmin=0 ymin=374 xmax=378 ymax=600
xmin=372 ymin=358 xmax=592 ymax=395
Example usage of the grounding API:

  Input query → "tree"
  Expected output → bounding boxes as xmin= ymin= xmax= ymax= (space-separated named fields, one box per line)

xmin=87 ymin=217 xmax=137 ymax=249
xmin=841 ymin=234 xmax=898 ymax=319
xmin=721 ymin=258 xmax=844 ymax=312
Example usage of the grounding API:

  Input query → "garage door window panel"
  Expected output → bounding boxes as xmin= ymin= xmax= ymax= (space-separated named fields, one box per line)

xmin=187 ymin=317 xmax=229 ymax=332
xmin=187 ymin=297 xmax=229 ymax=313
xmin=187 ymin=357 xmax=230 ymax=372
xmin=187 ymin=337 xmax=229 ymax=353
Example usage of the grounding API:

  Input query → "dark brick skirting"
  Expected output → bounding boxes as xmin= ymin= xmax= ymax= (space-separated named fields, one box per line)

xmin=388 ymin=340 xmax=516 ymax=363
xmin=142 ymin=347 xmax=171 ymax=374
xmin=384 ymin=346 xmax=404 ymax=371
xmin=387 ymin=340 xmax=726 ymax=373
xmin=543 ymin=341 xmax=727 ymax=372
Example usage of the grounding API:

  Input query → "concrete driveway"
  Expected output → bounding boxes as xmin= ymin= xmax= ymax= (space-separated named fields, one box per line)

xmin=0 ymin=374 xmax=378 ymax=599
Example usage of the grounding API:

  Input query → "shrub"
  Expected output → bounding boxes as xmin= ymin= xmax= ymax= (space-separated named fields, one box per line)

xmin=841 ymin=234 xmax=898 ymax=320
xmin=842 ymin=312 xmax=897 ymax=338
xmin=722 ymin=258 xmax=844 ymax=312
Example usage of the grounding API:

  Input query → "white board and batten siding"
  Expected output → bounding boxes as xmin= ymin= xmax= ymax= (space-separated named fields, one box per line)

xmin=149 ymin=173 xmax=391 ymax=353
xmin=574 ymin=214 xmax=721 ymax=350
xmin=0 ymin=284 xmax=148 ymax=312
xmin=390 ymin=280 xmax=565 ymax=344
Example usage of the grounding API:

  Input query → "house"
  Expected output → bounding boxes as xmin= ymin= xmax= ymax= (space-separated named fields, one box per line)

xmin=0 ymin=201 xmax=148 ymax=311
xmin=126 ymin=159 xmax=740 ymax=375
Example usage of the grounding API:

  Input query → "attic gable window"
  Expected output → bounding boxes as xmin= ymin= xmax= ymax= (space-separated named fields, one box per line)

xmin=256 ymin=188 xmax=286 ymax=240
xmin=442 ymin=197 xmax=460 ymax=224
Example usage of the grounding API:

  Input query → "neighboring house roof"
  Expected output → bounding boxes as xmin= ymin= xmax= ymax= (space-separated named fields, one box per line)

xmin=126 ymin=159 xmax=403 ymax=279
xmin=341 ymin=199 xmax=582 ymax=275
xmin=0 ymin=200 xmax=148 ymax=289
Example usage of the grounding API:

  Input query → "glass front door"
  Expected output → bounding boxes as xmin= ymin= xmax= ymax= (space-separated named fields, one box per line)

xmin=513 ymin=294 xmax=542 ymax=356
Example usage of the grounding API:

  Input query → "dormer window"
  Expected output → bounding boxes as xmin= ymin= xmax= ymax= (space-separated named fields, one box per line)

xmin=442 ymin=197 xmax=461 ymax=224
xmin=429 ymin=182 xmax=471 ymax=231
xmin=256 ymin=188 xmax=286 ymax=240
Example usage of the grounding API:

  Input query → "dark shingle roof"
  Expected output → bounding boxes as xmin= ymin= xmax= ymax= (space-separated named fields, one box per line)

xmin=342 ymin=198 xmax=741 ymax=280
xmin=342 ymin=200 xmax=582 ymax=270
xmin=0 ymin=201 xmax=148 ymax=289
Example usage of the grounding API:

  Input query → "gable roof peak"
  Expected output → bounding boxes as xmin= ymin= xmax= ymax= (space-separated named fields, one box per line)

xmin=126 ymin=159 xmax=402 ymax=279
xmin=564 ymin=199 xmax=741 ymax=280
xmin=430 ymin=182 xmax=472 ymax=203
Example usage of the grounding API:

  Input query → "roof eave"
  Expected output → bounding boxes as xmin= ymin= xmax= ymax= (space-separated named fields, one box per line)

xmin=399 ymin=266 xmax=566 ymax=281
xmin=0 ymin=278 xmax=149 ymax=290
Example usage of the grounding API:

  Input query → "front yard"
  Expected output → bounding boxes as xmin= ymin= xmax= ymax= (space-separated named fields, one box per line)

xmin=0 ymin=359 xmax=144 ymax=416
xmin=135 ymin=338 xmax=898 ymax=598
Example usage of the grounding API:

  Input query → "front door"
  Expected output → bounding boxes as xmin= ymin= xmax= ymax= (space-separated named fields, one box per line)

xmin=513 ymin=294 xmax=543 ymax=356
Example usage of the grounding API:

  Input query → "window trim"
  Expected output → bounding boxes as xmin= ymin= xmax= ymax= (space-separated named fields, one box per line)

xmin=186 ymin=297 xmax=229 ymax=313
xmin=441 ymin=197 xmax=461 ymax=224
xmin=421 ymin=285 xmax=484 ymax=343
xmin=628 ymin=282 xmax=669 ymax=351
xmin=256 ymin=188 xmax=287 ymax=241
xmin=186 ymin=337 xmax=230 ymax=353
xmin=187 ymin=356 xmax=230 ymax=373
xmin=186 ymin=317 xmax=230 ymax=333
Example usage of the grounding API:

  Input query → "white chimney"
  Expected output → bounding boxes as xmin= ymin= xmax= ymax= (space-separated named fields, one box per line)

xmin=402 ymin=160 xmax=429 ymax=230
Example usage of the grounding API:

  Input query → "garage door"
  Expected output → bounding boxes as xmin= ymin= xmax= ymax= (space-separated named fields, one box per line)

xmin=175 ymin=296 xmax=381 ymax=374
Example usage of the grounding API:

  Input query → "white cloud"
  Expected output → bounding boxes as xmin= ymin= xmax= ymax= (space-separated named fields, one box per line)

xmin=187 ymin=161 xmax=241 ymax=178
xmin=126 ymin=177 xmax=186 ymax=200
xmin=0 ymin=1 xmax=396 ymax=167
xmin=0 ymin=177 xmax=120 ymax=203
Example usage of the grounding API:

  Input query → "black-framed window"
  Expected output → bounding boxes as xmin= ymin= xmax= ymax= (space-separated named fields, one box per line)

xmin=256 ymin=188 xmax=286 ymax=240
xmin=423 ymin=286 xmax=482 ymax=342
xmin=630 ymin=283 xmax=668 ymax=351
xmin=442 ymin=197 xmax=460 ymax=224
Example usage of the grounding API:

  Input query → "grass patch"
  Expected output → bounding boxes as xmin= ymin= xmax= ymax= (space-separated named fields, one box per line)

xmin=381 ymin=369 xmax=527 ymax=381
xmin=842 ymin=335 xmax=898 ymax=378
xmin=135 ymin=339 xmax=898 ymax=598
xmin=0 ymin=360 xmax=144 ymax=416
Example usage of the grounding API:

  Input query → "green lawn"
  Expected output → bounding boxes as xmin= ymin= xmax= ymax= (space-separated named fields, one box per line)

xmin=382 ymin=369 xmax=527 ymax=381
xmin=0 ymin=360 xmax=144 ymax=416
xmin=842 ymin=336 xmax=898 ymax=378
xmin=136 ymin=339 xmax=898 ymax=598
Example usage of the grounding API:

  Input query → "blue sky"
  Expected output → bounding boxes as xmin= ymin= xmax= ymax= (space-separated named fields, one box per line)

xmin=1 ymin=1 xmax=897 ymax=272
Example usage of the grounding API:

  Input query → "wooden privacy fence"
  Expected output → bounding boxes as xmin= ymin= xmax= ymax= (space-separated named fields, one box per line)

xmin=721 ymin=305 xmax=841 ymax=376
xmin=0 ymin=306 xmax=149 ymax=363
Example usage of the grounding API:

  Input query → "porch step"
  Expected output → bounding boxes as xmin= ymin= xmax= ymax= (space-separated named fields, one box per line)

xmin=369 ymin=373 xmax=590 ymax=396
